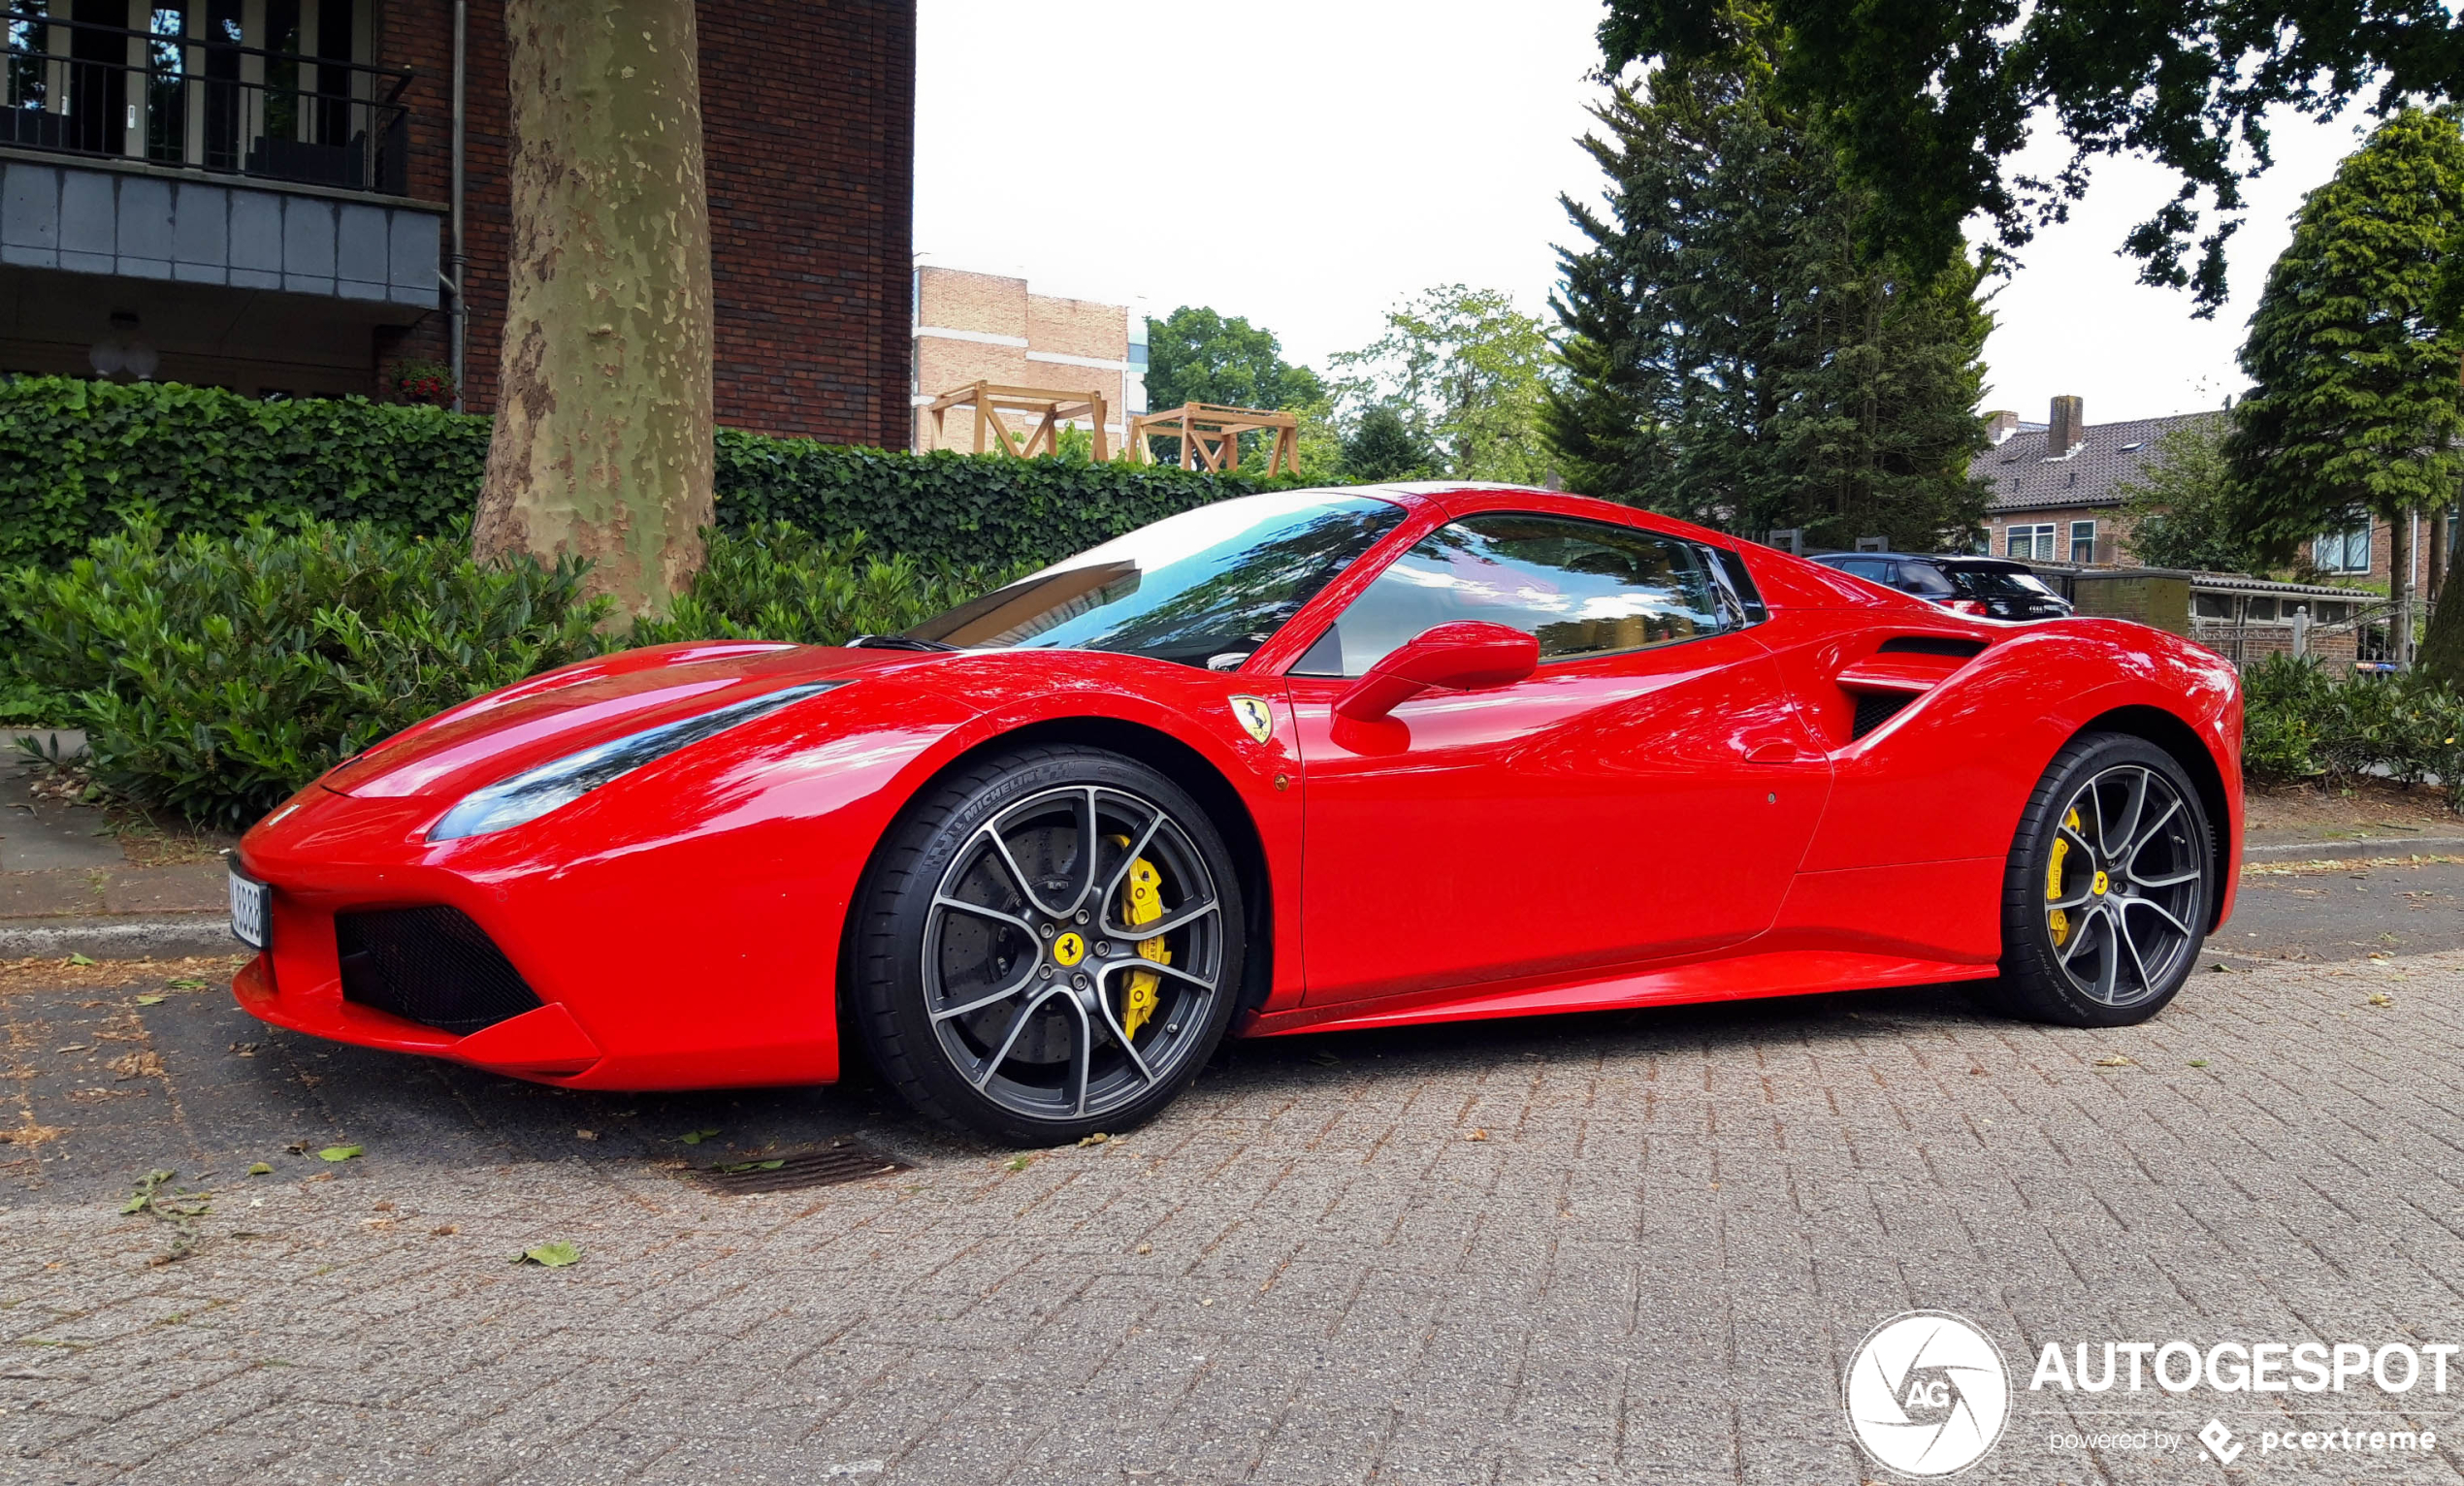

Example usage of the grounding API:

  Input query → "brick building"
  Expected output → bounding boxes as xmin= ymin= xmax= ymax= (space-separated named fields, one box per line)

xmin=1973 ymin=394 xmax=2450 ymax=592
xmin=0 ymin=0 xmax=913 ymax=445
xmin=908 ymin=264 xmax=1146 ymax=453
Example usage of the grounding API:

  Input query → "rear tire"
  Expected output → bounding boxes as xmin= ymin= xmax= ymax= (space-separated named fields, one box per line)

xmin=851 ymin=746 xmax=1245 ymax=1147
xmin=1988 ymin=732 xmax=2214 ymax=1028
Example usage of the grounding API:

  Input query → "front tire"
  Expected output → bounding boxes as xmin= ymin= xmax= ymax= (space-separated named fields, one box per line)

xmin=851 ymin=746 xmax=1245 ymax=1146
xmin=1989 ymin=732 xmax=2214 ymax=1027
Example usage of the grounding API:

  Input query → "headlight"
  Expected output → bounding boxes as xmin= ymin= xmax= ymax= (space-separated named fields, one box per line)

xmin=428 ymin=682 xmax=843 ymax=842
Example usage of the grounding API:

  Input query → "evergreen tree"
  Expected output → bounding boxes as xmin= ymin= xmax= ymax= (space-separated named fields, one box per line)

xmin=1544 ymin=53 xmax=1991 ymax=550
xmin=2225 ymin=110 xmax=2464 ymax=643
xmin=1342 ymin=404 xmax=1439 ymax=483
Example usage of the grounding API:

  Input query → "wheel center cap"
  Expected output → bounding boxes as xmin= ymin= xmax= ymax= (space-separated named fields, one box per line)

xmin=2091 ymin=869 xmax=2110 ymax=897
xmin=1052 ymin=931 xmax=1086 ymax=968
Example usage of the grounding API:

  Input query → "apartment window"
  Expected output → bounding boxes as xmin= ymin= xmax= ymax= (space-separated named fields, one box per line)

xmin=2006 ymin=524 xmax=2055 ymax=562
xmin=2068 ymin=520 xmax=2097 ymax=565
xmin=2314 ymin=520 xmax=2372 ymax=574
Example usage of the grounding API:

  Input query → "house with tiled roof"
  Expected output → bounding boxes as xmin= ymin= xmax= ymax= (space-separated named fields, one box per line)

xmin=1972 ymin=395 xmax=2421 ymax=588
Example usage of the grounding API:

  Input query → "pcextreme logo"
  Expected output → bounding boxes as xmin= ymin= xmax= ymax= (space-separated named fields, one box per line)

xmin=1844 ymin=1311 xmax=2012 ymax=1476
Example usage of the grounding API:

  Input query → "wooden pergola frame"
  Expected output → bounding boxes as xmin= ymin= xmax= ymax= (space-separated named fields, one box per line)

xmin=1128 ymin=402 xmax=1301 ymax=476
xmin=927 ymin=381 xmax=1111 ymax=460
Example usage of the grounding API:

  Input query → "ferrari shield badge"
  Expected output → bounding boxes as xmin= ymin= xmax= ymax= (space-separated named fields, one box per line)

xmin=1229 ymin=695 xmax=1275 ymax=744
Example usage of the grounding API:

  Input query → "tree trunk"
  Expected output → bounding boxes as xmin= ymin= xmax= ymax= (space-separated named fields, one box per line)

xmin=472 ymin=0 xmax=714 ymax=620
xmin=2430 ymin=505 xmax=2449 ymax=607
xmin=2422 ymin=534 xmax=2464 ymax=690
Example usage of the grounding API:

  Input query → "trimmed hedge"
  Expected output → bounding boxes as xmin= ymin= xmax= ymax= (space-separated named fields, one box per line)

xmin=0 ymin=375 xmax=1299 ymax=573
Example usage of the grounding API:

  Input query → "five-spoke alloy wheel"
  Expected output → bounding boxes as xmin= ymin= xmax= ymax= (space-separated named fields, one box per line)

xmin=1992 ymin=732 xmax=2216 ymax=1027
xmin=853 ymin=747 xmax=1246 ymax=1145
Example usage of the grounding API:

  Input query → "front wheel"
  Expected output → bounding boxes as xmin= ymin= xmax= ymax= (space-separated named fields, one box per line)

xmin=851 ymin=746 xmax=1245 ymax=1146
xmin=1988 ymin=732 xmax=2215 ymax=1027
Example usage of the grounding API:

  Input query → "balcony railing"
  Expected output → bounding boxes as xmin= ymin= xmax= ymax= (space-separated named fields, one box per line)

xmin=3 ymin=10 xmax=410 ymax=196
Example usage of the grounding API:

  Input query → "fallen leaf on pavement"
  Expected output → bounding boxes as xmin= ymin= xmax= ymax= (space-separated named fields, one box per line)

xmin=677 ymin=1128 xmax=720 ymax=1146
xmin=134 ymin=994 xmax=165 ymax=1006
xmin=66 ymin=953 xmax=94 ymax=967
xmin=2092 ymin=1054 xmax=2135 ymax=1068
xmin=1465 ymin=1129 xmax=1487 ymax=1142
xmin=246 ymin=1162 xmax=273 ymax=1175
xmin=513 ymin=1242 xmax=581 ymax=1268
xmin=317 ymin=1145 xmax=362 ymax=1162
xmin=575 ymin=1129 xmax=599 ymax=1141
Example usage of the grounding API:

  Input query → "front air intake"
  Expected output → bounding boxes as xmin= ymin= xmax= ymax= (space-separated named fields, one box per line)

xmin=337 ymin=906 xmax=543 ymax=1036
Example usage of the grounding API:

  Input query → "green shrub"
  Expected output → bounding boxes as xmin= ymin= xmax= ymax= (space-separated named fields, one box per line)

xmin=3 ymin=516 xmax=1017 ymax=826
xmin=2240 ymin=653 xmax=2464 ymax=807
xmin=631 ymin=521 xmax=1022 ymax=647
xmin=4 ymin=517 xmax=609 ymax=829
xmin=0 ymin=374 xmax=1301 ymax=575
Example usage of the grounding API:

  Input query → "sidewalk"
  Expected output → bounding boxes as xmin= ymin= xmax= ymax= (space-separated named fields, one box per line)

xmin=0 ymin=735 xmax=236 ymax=959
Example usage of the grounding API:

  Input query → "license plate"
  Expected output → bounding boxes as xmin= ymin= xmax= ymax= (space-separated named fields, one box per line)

xmin=228 ymin=868 xmax=271 ymax=951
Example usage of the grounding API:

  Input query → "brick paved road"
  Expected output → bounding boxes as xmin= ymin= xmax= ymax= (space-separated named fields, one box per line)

xmin=3 ymin=948 xmax=2462 ymax=1485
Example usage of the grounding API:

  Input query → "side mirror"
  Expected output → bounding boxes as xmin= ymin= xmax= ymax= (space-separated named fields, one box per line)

xmin=1333 ymin=621 xmax=1539 ymax=723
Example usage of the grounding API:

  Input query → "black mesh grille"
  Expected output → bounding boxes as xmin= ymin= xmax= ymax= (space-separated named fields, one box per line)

xmin=338 ymin=907 xmax=543 ymax=1036
xmin=1851 ymin=691 xmax=1915 ymax=738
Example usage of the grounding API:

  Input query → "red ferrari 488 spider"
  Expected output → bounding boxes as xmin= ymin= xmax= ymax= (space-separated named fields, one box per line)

xmin=231 ymin=484 xmax=2242 ymax=1144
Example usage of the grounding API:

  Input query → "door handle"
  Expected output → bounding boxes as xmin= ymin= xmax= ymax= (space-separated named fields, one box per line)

xmin=1742 ymin=739 xmax=1809 ymax=764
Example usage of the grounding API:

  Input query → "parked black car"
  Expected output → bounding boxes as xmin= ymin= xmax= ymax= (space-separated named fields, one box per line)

xmin=1810 ymin=552 xmax=2074 ymax=621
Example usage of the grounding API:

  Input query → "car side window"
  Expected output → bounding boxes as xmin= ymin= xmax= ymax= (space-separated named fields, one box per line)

xmin=1897 ymin=563 xmax=1957 ymax=598
xmin=1293 ymin=512 xmax=1734 ymax=678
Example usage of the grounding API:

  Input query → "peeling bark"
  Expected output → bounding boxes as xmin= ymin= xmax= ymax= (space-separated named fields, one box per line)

xmin=472 ymin=0 xmax=714 ymax=619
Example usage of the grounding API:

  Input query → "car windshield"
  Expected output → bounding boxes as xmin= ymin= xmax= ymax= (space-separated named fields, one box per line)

xmin=1947 ymin=565 xmax=2057 ymax=600
xmin=905 ymin=491 xmax=1406 ymax=667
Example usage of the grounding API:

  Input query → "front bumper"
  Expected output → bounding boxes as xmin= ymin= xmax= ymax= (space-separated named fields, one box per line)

xmin=229 ymin=787 xmax=851 ymax=1090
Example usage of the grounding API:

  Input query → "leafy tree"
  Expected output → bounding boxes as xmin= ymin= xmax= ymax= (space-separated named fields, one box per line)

xmin=1142 ymin=307 xmax=1323 ymax=413
xmin=2113 ymin=415 xmax=2259 ymax=571
xmin=1342 ymin=404 xmax=1440 ymax=483
xmin=1596 ymin=0 xmax=2464 ymax=314
xmin=1545 ymin=55 xmax=1991 ymax=550
xmin=2224 ymin=109 xmax=2464 ymax=647
xmin=1331 ymin=286 xmax=1557 ymax=484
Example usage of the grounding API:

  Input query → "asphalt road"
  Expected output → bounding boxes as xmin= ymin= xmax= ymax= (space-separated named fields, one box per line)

xmin=0 ymin=870 xmax=2459 ymax=1484
xmin=2220 ymin=854 xmax=2464 ymax=964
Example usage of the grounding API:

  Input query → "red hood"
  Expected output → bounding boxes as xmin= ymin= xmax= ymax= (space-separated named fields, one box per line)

xmin=318 ymin=642 xmax=903 ymax=802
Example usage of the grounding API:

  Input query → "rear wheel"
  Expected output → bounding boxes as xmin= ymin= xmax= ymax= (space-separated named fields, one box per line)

xmin=1990 ymin=733 xmax=2214 ymax=1027
xmin=852 ymin=747 xmax=1244 ymax=1146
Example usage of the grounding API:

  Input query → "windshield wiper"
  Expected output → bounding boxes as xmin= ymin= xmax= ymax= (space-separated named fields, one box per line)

xmin=848 ymin=634 xmax=957 ymax=652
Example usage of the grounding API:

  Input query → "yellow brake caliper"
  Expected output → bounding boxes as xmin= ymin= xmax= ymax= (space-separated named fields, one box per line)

xmin=2047 ymin=808 xmax=2081 ymax=947
xmin=1107 ymin=836 xmax=1172 ymax=1041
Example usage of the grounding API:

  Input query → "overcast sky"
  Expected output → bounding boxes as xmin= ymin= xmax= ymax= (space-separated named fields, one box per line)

xmin=914 ymin=0 xmax=2379 ymax=426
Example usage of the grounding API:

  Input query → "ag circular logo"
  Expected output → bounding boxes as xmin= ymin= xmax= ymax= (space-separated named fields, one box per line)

xmin=1844 ymin=1310 xmax=2011 ymax=1476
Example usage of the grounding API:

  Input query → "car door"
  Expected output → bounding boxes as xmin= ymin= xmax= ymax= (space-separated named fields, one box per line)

xmin=1284 ymin=511 xmax=1832 ymax=1007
